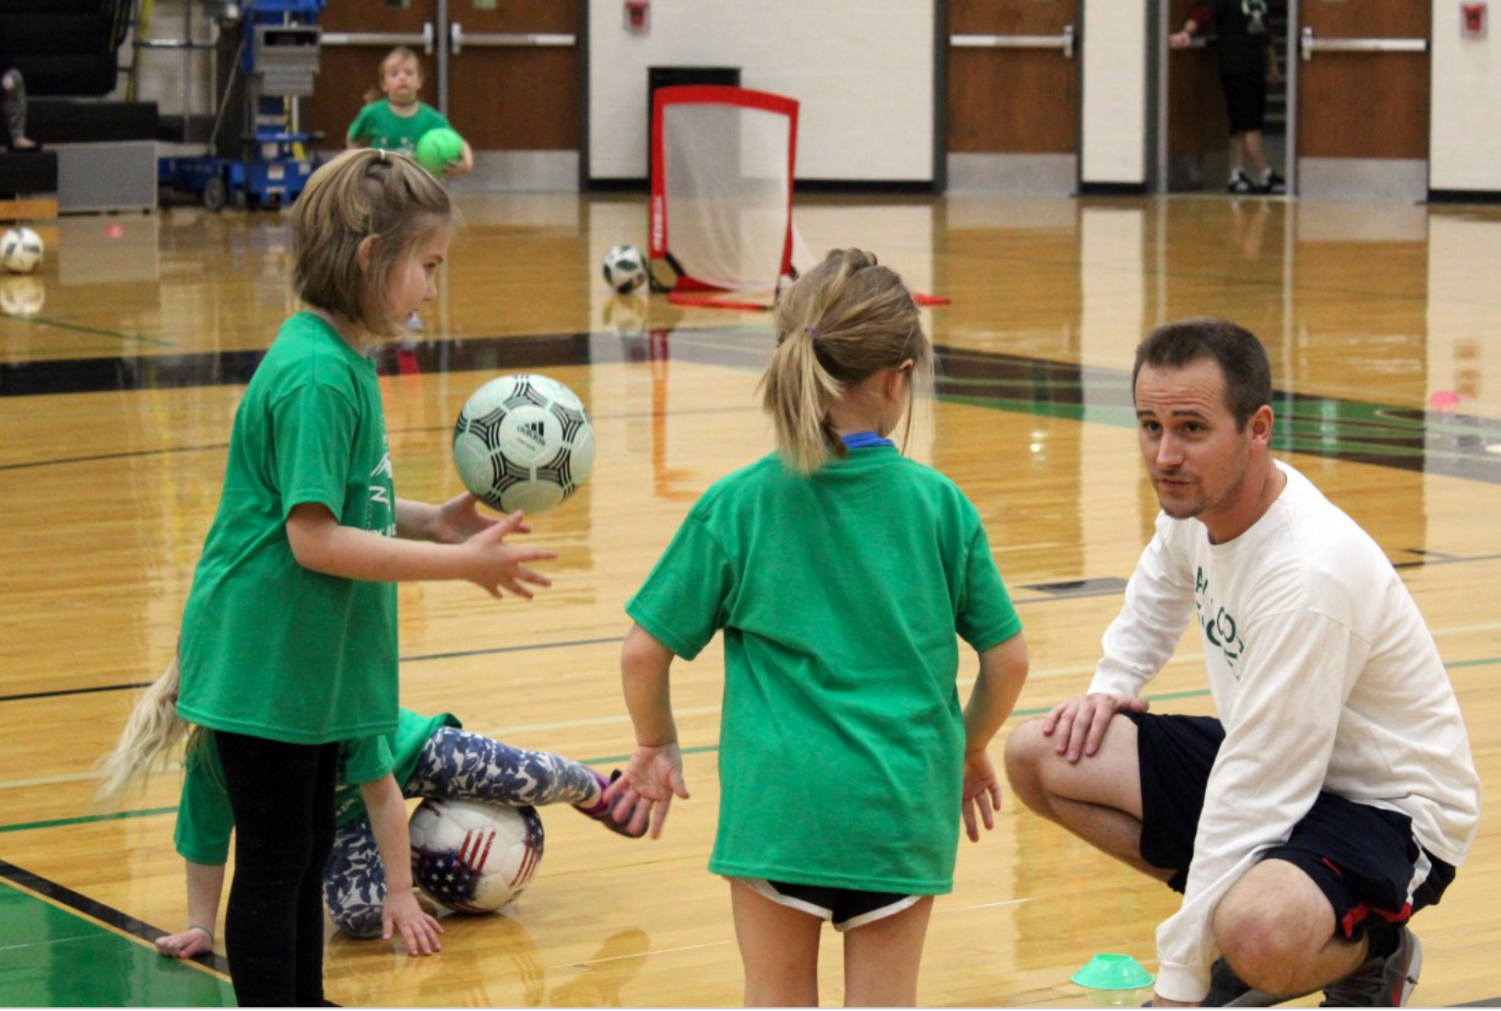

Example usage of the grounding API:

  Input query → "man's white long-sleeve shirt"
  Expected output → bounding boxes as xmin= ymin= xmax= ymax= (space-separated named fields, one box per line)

xmin=1089 ymin=462 xmax=1480 ymax=1003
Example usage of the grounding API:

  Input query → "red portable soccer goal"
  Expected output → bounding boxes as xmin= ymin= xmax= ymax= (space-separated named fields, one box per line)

xmin=649 ymin=85 xmax=810 ymax=310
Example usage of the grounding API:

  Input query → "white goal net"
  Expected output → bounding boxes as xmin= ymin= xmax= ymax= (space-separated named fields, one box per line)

xmin=650 ymin=86 xmax=812 ymax=301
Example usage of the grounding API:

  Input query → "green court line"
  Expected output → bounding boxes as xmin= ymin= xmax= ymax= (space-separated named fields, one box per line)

xmin=1444 ymin=657 xmax=1497 ymax=670
xmin=0 ymin=806 xmax=177 ymax=836
xmin=0 ymin=314 xmax=176 ymax=347
xmin=7 ymin=655 xmax=1493 ymax=837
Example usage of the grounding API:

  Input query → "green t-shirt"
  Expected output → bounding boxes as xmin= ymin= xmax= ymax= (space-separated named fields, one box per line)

xmin=346 ymin=100 xmax=451 ymax=156
xmin=333 ymin=710 xmax=458 ymax=825
xmin=174 ymin=710 xmax=458 ymax=864
xmin=627 ymin=447 xmax=1022 ymax=894
xmin=177 ymin=312 xmax=399 ymax=745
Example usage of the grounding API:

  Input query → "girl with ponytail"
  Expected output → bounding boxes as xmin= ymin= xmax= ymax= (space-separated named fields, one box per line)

xmin=608 ymin=248 xmax=1031 ymax=1006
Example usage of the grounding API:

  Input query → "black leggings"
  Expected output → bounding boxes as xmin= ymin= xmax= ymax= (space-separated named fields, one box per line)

xmin=215 ymin=731 xmax=340 ymax=1007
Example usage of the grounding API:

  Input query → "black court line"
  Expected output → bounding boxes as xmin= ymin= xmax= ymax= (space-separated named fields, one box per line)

xmin=397 ymin=635 xmax=626 ymax=664
xmin=0 ymin=681 xmax=152 ymax=704
xmin=1393 ymin=551 xmax=1501 ymax=570
xmin=0 ymin=856 xmax=231 ymax=977
xmin=1022 ymin=577 xmax=1131 ymax=599
xmin=4 ymin=327 xmax=1500 ymax=484
xmin=0 ymin=442 xmax=229 ymax=474
xmin=0 ymin=639 xmax=629 ymax=704
xmin=14 ymin=551 xmax=1497 ymax=705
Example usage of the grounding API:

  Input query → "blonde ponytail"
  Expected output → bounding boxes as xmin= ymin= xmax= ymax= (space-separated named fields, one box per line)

xmin=96 ymin=658 xmax=197 ymax=802
xmin=760 ymin=248 xmax=932 ymax=474
xmin=761 ymin=326 xmax=843 ymax=473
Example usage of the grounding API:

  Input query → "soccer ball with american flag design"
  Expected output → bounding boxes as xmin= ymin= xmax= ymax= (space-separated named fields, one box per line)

xmin=408 ymin=799 xmax=545 ymax=913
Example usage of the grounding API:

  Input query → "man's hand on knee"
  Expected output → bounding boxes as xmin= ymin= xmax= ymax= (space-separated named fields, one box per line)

xmin=1041 ymin=692 xmax=1148 ymax=763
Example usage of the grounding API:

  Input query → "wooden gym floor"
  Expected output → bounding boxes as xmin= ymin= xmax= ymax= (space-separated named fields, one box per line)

xmin=0 ymin=191 xmax=1497 ymax=1007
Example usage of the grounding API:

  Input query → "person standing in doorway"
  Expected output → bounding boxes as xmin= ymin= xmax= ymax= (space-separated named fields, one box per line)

xmin=1172 ymin=2 xmax=1287 ymax=195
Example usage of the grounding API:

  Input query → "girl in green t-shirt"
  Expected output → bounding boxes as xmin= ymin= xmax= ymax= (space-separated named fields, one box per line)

xmin=608 ymin=249 xmax=1030 ymax=1006
xmin=101 ymin=150 xmax=556 ymax=1008
xmin=347 ymin=46 xmax=473 ymax=175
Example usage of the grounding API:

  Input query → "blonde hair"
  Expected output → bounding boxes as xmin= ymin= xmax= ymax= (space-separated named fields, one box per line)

xmin=96 ymin=658 xmax=200 ymax=802
xmin=760 ymin=248 xmax=933 ymax=473
xmin=365 ymin=46 xmax=422 ymax=103
xmin=292 ymin=147 xmax=455 ymax=338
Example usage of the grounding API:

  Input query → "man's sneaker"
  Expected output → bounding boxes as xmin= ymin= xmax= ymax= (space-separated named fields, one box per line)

xmin=1261 ymin=169 xmax=1288 ymax=195
xmin=1320 ymin=927 xmax=1421 ymax=1007
xmin=1228 ymin=171 xmax=1255 ymax=195
xmin=575 ymin=770 xmax=647 ymax=839
xmin=1205 ymin=957 xmax=1282 ymax=1006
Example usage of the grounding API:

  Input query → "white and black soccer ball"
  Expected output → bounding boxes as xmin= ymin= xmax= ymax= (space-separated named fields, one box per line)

xmin=601 ymin=243 xmax=647 ymax=294
xmin=1 ymin=227 xmax=43 ymax=274
xmin=452 ymin=373 xmax=596 ymax=514
xmin=408 ymin=799 xmax=545 ymax=914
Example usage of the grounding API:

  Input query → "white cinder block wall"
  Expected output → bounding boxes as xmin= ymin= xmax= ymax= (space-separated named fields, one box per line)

xmin=587 ymin=0 xmax=935 ymax=182
xmin=1081 ymin=0 xmax=1149 ymax=187
xmin=1430 ymin=0 xmax=1501 ymax=192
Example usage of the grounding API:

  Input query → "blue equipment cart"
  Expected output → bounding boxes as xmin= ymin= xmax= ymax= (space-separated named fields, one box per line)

xmin=158 ymin=0 xmax=325 ymax=210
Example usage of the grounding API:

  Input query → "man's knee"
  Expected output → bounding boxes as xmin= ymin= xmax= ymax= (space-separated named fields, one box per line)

xmin=1215 ymin=860 xmax=1337 ymax=993
xmin=1002 ymin=719 xmax=1050 ymax=802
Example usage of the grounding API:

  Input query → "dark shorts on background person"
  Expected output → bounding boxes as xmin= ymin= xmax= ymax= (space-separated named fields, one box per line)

xmin=740 ymin=878 xmax=919 ymax=932
xmin=1220 ymin=72 xmax=1267 ymax=134
xmin=1124 ymin=710 xmax=1455 ymax=942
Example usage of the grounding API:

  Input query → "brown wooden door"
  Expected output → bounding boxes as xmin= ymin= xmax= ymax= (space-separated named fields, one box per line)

xmin=447 ymin=0 xmax=580 ymax=152
xmin=1165 ymin=0 xmax=1230 ymax=191
xmin=304 ymin=1 xmax=439 ymax=150
xmin=1297 ymin=0 xmax=1430 ymax=160
xmin=946 ymin=0 xmax=1080 ymax=155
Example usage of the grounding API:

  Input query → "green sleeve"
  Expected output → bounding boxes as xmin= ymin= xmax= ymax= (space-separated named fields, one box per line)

xmin=420 ymin=104 xmax=451 ymax=133
xmin=347 ymin=104 xmax=370 ymax=143
xmin=955 ymin=523 xmax=1023 ymax=652
xmin=626 ymin=513 xmax=735 ymax=661
xmin=341 ymin=733 xmax=397 ymax=786
xmin=174 ymin=740 xmax=233 ymax=865
xmin=269 ymin=377 xmax=360 ymax=521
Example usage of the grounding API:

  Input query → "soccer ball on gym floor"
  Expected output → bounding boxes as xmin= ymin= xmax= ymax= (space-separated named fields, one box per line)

xmin=408 ymin=799 xmax=545 ymax=913
xmin=452 ymin=373 xmax=596 ymax=515
xmin=601 ymin=243 xmax=647 ymax=294
xmin=1 ymin=227 xmax=44 ymax=274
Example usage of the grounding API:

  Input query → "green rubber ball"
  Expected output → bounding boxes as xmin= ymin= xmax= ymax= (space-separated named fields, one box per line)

xmin=415 ymin=128 xmax=465 ymax=176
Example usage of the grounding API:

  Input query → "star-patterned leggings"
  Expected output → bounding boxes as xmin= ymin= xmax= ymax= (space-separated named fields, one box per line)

xmin=322 ymin=726 xmax=600 ymax=937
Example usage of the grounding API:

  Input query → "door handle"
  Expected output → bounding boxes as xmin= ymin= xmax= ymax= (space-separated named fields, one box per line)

xmin=320 ymin=22 xmax=435 ymax=56
xmin=450 ymin=22 xmax=576 ymax=56
xmin=1299 ymin=26 xmax=1427 ymax=61
xmin=952 ymin=25 xmax=1077 ymax=59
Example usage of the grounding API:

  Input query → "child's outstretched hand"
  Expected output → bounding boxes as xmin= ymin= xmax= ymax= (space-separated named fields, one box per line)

xmin=961 ymin=748 xmax=1003 ymax=842
xmin=605 ymin=743 xmax=689 ymax=840
xmin=463 ymin=510 xmax=557 ymax=598
xmin=431 ymin=492 xmax=501 ymax=543
xmin=156 ymin=925 xmax=214 ymax=959
xmin=383 ymin=887 xmax=444 ymax=956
